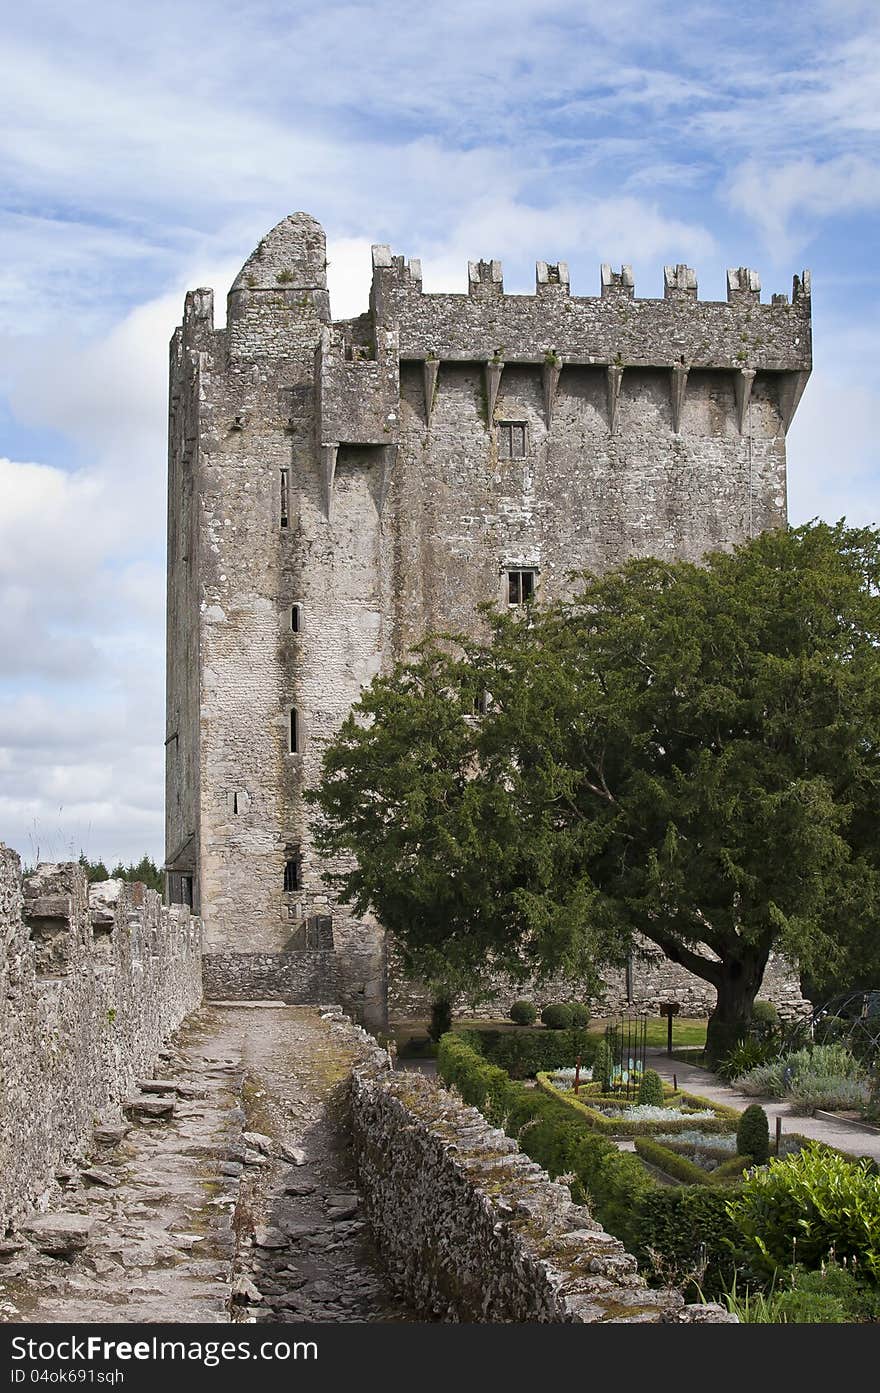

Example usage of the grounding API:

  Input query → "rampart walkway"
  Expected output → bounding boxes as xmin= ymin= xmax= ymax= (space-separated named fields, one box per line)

xmin=0 ymin=1005 xmax=414 ymax=1323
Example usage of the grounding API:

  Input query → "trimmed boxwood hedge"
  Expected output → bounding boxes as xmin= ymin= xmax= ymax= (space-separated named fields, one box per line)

xmin=634 ymin=1137 xmax=713 ymax=1186
xmin=456 ymin=1026 xmax=598 ymax=1079
xmin=437 ymin=1032 xmax=740 ymax=1294
xmin=535 ymin=1073 xmax=739 ymax=1136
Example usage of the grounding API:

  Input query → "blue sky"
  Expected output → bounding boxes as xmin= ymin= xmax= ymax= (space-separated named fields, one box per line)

xmin=1 ymin=0 xmax=878 ymax=867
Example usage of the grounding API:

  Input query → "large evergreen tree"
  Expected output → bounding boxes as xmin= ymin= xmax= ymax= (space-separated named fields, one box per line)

xmin=307 ymin=522 xmax=880 ymax=1060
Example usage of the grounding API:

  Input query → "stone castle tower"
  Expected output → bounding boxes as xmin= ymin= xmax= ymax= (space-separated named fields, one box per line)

xmin=165 ymin=212 xmax=812 ymax=1030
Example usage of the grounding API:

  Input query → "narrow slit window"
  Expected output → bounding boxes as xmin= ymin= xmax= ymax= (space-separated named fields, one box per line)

xmin=232 ymin=792 xmax=239 ymax=815
xmin=499 ymin=421 xmax=528 ymax=459
xmin=280 ymin=469 xmax=289 ymax=528
xmin=290 ymin=603 xmax=302 ymax=633
xmin=289 ymin=707 xmax=299 ymax=753
xmin=284 ymin=858 xmax=300 ymax=892
xmin=507 ymin=569 xmax=536 ymax=605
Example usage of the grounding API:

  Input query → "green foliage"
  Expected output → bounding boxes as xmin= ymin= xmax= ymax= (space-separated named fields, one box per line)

xmin=509 ymin=1000 xmax=537 ymax=1025
xmin=307 ymin=522 xmax=880 ymax=1058
xmin=635 ymin=1137 xmax=712 ymax=1186
xmin=716 ymin=1037 xmax=779 ymax=1081
xmin=638 ymin=1069 xmax=665 ymax=1106
xmin=738 ymin=1041 xmax=869 ymax=1113
xmin=428 ymin=995 xmax=453 ymax=1042
xmin=721 ymin=1262 xmax=879 ymax=1323
xmin=79 ymin=852 xmax=163 ymax=894
xmin=537 ymin=1074 xmax=738 ymax=1137
xmin=726 ymin=1144 xmax=880 ymax=1279
xmin=438 ymin=1032 xmax=737 ymax=1294
xmin=540 ymin=1002 xmax=574 ymax=1030
xmin=593 ymin=1037 xmax=613 ymax=1092
xmin=457 ymin=1026 xmax=596 ymax=1079
xmin=750 ymin=1000 xmax=780 ymax=1038
xmin=568 ymin=1003 xmax=590 ymax=1027
xmin=737 ymin=1104 xmax=770 ymax=1164
xmin=711 ymin=1155 xmax=753 ymax=1182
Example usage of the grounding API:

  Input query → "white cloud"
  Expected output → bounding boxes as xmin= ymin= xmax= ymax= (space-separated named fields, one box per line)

xmin=726 ymin=155 xmax=880 ymax=256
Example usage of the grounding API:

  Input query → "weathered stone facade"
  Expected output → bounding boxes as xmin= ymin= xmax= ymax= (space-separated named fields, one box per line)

xmin=166 ymin=213 xmax=811 ymax=1028
xmin=0 ymin=846 xmax=202 ymax=1232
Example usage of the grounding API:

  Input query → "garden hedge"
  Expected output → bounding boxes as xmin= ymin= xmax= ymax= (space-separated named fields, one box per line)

xmin=437 ymin=1031 xmax=740 ymax=1293
xmin=455 ymin=1026 xmax=598 ymax=1079
xmin=535 ymin=1072 xmax=740 ymax=1136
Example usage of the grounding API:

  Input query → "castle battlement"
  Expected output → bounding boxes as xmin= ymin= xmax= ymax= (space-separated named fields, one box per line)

xmin=166 ymin=212 xmax=811 ymax=1029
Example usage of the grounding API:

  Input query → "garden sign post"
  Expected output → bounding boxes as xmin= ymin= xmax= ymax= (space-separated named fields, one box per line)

xmin=660 ymin=1001 xmax=680 ymax=1057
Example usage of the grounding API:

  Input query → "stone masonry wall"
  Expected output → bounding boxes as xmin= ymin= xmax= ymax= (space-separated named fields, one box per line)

xmin=388 ymin=937 xmax=810 ymax=1023
xmin=347 ymin=1036 xmax=733 ymax=1322
xmin=0 ymin=848 xmax=202 ymax=1232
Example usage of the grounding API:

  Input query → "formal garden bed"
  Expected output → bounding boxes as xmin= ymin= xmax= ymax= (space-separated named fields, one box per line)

xmin=537 ymin=1069 xmax=739 ymax=1136
xmin=436 ymin=1029 xmax=880 ymax=1320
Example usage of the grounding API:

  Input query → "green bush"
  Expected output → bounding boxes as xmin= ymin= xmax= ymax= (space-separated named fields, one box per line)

xmin=537 ymin=1073 xmax=739 ymax=1137
xmin=711 ymin=1155 xmax=753 ymax=1182
xmin=750 ymin=1001 xmax=780 ymax=1038
xmin=638 ymin=1070 xmax=665 ymax=1107
xmin=634 ymin=1138 xmax=712 ymax=1186
xmin=509 ymin=1000 xmax=537 ymax=1026
xmin=437 ymin=1031 xmax=740 ymax=1296
xmin=541 ymin=1003 xmax=574 ymax=1030
xmin=458 ymin=1026 xmax=597 ymax=1079
xmin=568 ymin=1003 xmax=590 ymax=1028
xmin=737 ymin=1104 xmax=770 ymax=1164
xmin=428 ymin=996 xmax=453 ymax=1042
xmin=716 ymin=1038 xmax=779 ymax=1082
xmin=593 ymin=1036 xmax=613 ymax=1092
xmin=726 ymin=1144 xmax=880 ymax=1279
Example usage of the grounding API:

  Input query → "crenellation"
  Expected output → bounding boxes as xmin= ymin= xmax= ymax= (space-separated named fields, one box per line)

xmin=663 ymin=263 xmax=698 ymax=300
xmin=468 ymin=257 xmax=504 ymax=297
xmin=600 ymin=263 xmax=634 ymax=299
xmin=166 ymin=212 xmax=812 ymax=1029
xmin=726 ymin=266 xmax=761 ymax=304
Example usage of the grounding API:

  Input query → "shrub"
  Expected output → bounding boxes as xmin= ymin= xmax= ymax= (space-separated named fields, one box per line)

xmin=638 ymin=1070 xmax=665 ymax=1107
xmin=786 ymin=1073 xmax=870 ymax=1114
xmin=711 ymin=1155 xmax=754 ymax=1183
xmin=568 ymin=1003 xmax=590 ymax=1028
xmin=509 ymin=1000 xmax=537 ymax=1026
xmin=536 ymin=1074 xmax=738 ymax=1137
xmin=726 ymin=1144 xmax=880 ymax=1279
xmin=716 ymin=1038 xmax=779 ymax=1082
xmin=750 ymin=1000 xmax=780 ymax=1038
xmin=593 ymin=1037 xmax=613 ymax=1092
xmin=737 ymin=1104 xmax=770 ymax=1165
xmin=541 ymin=1003 xmax=574 ymax=1030
xmin=428 ymin=995 xmax=453 ymax=1042
xmin=459 ymin=1026 xmax=597 ymax=1079
xmin=634 ymin=1138 xmax=712 ymax=1186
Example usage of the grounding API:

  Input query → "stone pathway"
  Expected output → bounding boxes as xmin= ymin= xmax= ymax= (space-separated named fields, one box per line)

xmin=0 ymin=1004 xmax=416 ymax=1324
xmin=645 ymin=1047 xmax=880 ymax=1164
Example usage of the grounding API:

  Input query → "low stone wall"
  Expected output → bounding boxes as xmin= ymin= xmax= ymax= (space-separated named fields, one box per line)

xmin=347 ymin=1039 xmax=733 ymax=1322
xmin=389 ymin=937 xmax=809 ymax=1023
xmin=203 ymin=950 xmax=340 ymax=1003
xmin=0 ymin=848 xmax=202 ymax=1231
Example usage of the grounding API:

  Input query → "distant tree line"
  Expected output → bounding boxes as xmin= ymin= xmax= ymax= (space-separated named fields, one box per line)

xmin=76 ymin=852 xmax=164 ymax=895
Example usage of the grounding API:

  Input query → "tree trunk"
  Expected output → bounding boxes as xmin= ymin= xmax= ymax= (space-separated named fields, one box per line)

xmin=704 ymin=951 xmax=769 ymax=1064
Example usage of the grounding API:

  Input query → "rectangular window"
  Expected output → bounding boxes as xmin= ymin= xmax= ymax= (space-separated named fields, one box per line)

xmin=289 ymin=707 xmax=299 ymax=753
xmin=498 ymin=421 xmax=528 ymax=459
xmin=280 ymin=469 xmax=289 ymax=528
xmin=290 ymin=603 xmax=302 ymax=633
xmin=284 ymin=858 xmax=300 ymax=892
xmin=507 ymin=569 xmax=536 ymax=605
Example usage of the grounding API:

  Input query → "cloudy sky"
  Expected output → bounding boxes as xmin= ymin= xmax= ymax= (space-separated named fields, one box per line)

xmin=0 ymin=0 xmax=878 ymax=869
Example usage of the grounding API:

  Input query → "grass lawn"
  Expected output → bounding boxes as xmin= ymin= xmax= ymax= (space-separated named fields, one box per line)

xmin=390 ymin=1014 xmax=708 ymax=1056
